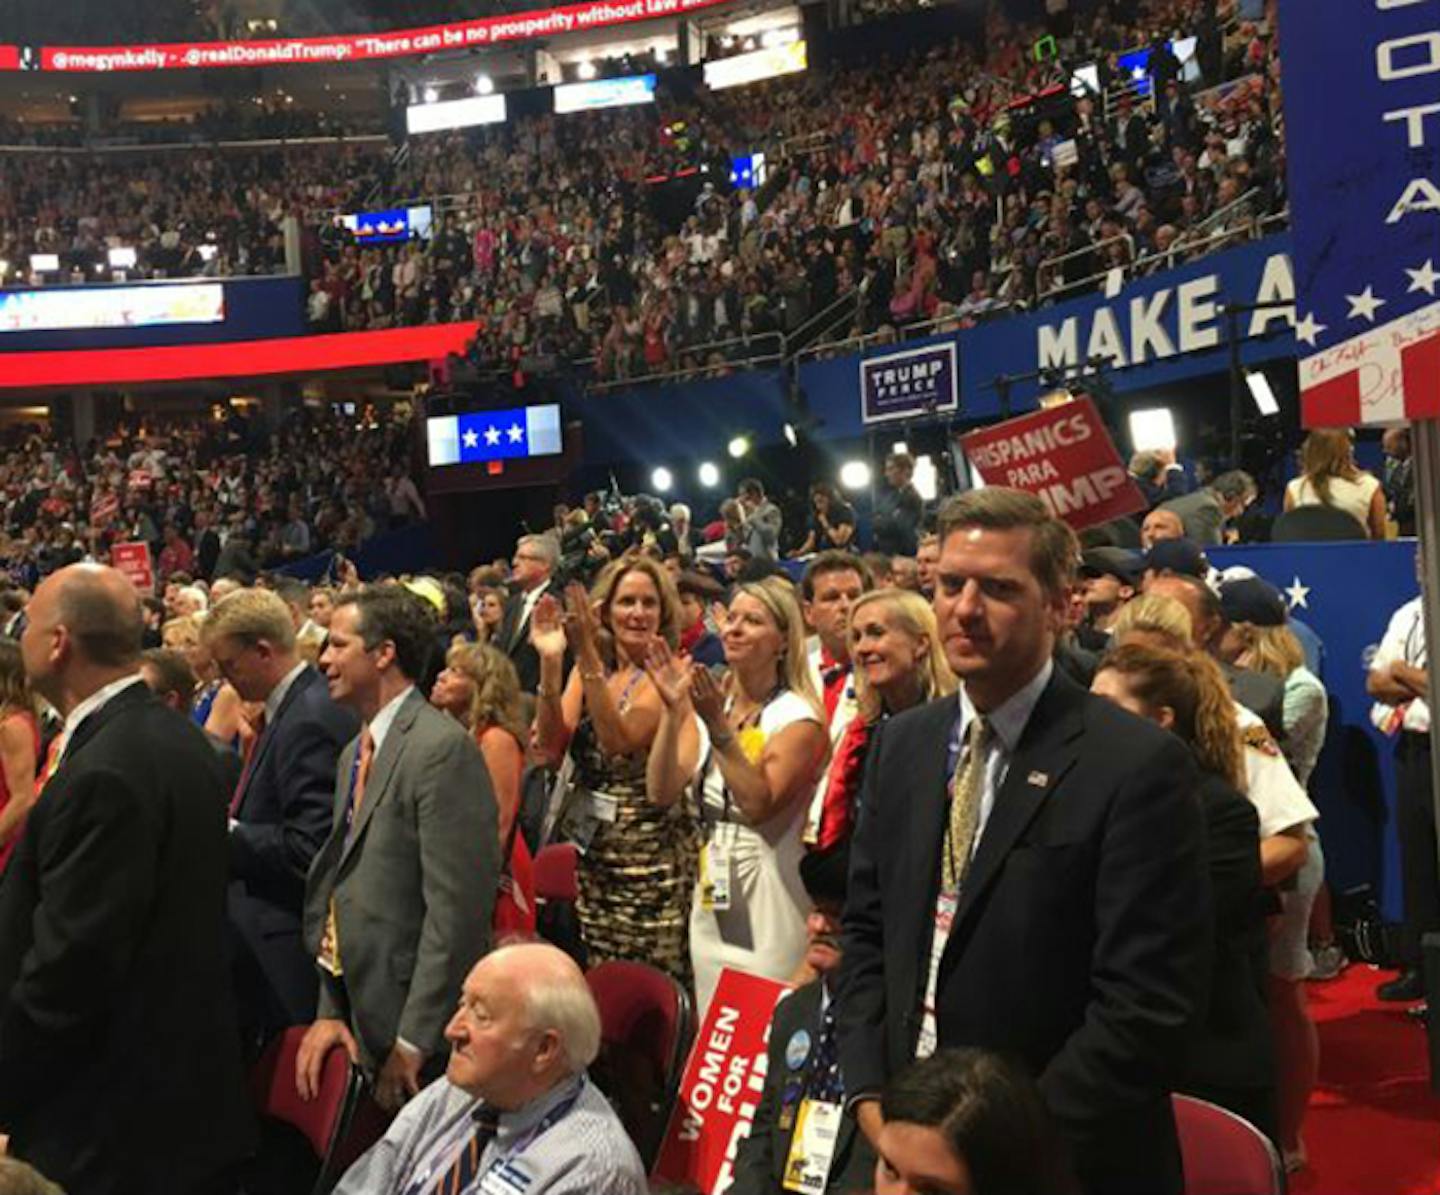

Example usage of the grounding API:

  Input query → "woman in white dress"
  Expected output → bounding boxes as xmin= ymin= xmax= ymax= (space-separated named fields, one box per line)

xmin=645 ymin=576 xmax=828 ymax=1015
xmin=1283 ymin=428 xmax=1386 ymax=538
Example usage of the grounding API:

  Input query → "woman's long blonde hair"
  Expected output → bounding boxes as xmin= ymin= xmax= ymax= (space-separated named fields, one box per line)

xmin=1098 ymin=643 xmax=1246 ymax=791
xmin=0 ymin=640 xmax=36 ymax=721
xmin=849 ymin=588 xmax=956 ymax=722
xmin=1300 ymin=428 xmax=1359 ymax=506
xmin=1229 ymin=621 xmax=1305 ymax=681
xmin=728 ymin=577 xmax=823 ymax=718
xmin=444 ymin=641 xmax=527 ymax=743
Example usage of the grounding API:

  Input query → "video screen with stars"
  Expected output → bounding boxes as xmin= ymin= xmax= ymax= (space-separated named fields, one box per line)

xmin=425 ymin=404 xmax=563 ymax=467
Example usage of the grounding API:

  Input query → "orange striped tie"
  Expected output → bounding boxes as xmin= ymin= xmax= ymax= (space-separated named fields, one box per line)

xmin=35 ymin=735 xmax=63 ymax=796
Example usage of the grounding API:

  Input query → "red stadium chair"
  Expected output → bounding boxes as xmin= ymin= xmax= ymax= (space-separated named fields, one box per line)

xmin=1173 ymin=1093 xmax=1284 ymax=1195
xmin=534 ymin=842 xmax=579 ymax=903
xmin=248 ymin=1025 xmax=362 ymax=1195
xmin=585 ymin=960 xmax=695 ymax=1170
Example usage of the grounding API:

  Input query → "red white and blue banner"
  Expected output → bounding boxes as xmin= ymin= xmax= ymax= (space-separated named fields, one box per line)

xmin=1280 ymin=1 xmax=1440 ymax=427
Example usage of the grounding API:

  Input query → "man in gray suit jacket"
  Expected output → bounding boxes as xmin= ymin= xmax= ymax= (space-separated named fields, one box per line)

xmin=298 ymin=586 xmax=499 ymax=1113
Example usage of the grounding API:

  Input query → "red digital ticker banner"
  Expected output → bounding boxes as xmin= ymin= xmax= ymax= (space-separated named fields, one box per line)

xmin=0 ymin=322 xmax=480 ymax=388
xmin=35 ymin=0 xmax=732 ymax=72
xmin=0 ymin=47 xmax=20 ymax=70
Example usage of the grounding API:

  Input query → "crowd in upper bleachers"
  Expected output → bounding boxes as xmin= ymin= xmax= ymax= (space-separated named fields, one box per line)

xmin=1 ymin=0 xmax=1284 ymax=385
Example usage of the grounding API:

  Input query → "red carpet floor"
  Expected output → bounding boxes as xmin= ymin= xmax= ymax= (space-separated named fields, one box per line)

xmin=1291 ymin=966 xmax=1440 ymax=1195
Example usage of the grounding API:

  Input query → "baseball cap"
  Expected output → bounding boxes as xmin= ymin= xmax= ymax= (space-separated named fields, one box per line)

xmin=1079 ymin=547 xmax=1144 ymax=584
xmin=1143 ymin=537 xmax=1208 ymax=579
xmin=1219 ymin=576 xmax=1287 ymax=627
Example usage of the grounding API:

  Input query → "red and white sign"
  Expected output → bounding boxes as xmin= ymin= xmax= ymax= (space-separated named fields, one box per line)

xmin=960 ymin=397 xmax=1146 ymax=531
xmin=91 ymin=492 xmax=119 ymax=525
xmin=652 ymin=969 xmax=789 ymax=1195
xmin=111 ymin=541 xmax=155 ymax=595
xmin=36 ymin=0 xmax=734 ymax=72
xmin=1300 ymin=301 xmax=1440 ymax=428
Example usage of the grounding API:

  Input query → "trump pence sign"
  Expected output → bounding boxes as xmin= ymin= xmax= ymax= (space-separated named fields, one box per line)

xmin=860 ymin=342 xmax=958 ymax=425
xmin=960 ymin=398 xmax=1146 ymax=531
xmin=1280 ymin=0 xmax=1440 ymax=426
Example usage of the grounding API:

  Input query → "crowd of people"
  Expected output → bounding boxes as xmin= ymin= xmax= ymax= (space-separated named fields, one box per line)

xmin=0 ymin=390 xmax=1425 ymax=1195
xmin=0 ymin=404 xmax=424 ymax=596
xmin=1 ymin=0 xmax=1285 ymax=387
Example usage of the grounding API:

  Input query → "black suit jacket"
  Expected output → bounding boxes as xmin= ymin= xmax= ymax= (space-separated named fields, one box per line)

xmin=837 ymin=672 xmax=1210 ymax=1195
xmin=0 ymin=682 xmax=254 ymax=1194
xmin=731 ymin=981 xmax=874 ymax=1195
xmin=229 ymin=665 xmax=359 ymax=1034
xmin=500 ymin=580 xmax=555 ymax=693
xmin=1178 ymin=772 xmax=1275 ymax=1133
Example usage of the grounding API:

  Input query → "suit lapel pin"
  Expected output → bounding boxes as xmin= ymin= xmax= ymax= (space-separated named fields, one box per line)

xmin=1027 ymin=771 xmax=1049 ymax=788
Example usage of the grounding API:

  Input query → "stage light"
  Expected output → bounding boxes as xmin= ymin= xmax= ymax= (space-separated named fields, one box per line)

xmin=577 ymin=60 xmax=597 ymax=80
xmin=422 ymin=86 xmax=439 ymax=103
xmin=1128 ymin=408 xmax=1177 ymax=454
xmin=913 ymin=454 xmax=938 ymax=501
xmin=698 ymin=462 xmax=721 ymax=487
xmin=107 ymin=246 xmax=137 ymax=269
xmin=1246 ymin=370 xmax=1280 ymax=417
xmin=728 ymin=435 xmax=751 ymax=459
xmin=891 ymin=440 xmax=909 ymax=455
xmin=474 ymin=74 xmax=495 ymax=95
xmin=651 ymin=466 xmax=673 ymax=492
xmin=839 ymin=460 xmax=872 ymax=491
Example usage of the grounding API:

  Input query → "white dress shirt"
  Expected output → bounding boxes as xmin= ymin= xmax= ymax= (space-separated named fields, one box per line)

xmin=264 ymin=661 xmax=309 ymax=725
xmin=52 ymin=673 xmax=146 ymax=770
xmin=367 ymin=684 xmax=415 ymax=755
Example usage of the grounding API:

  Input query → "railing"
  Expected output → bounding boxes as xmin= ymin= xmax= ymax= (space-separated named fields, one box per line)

xmin=795 ymin=300 xmax=1018 ymax=365
xmin=1036 ymin=232 xmax=1137 ymax=300
xmin=782 ymin=288 xmax=864 ymax=362
xmin=581 ymin=331 xmax=785 ymax=393
xmin=0 ymin=133 xmax=386 ymax=155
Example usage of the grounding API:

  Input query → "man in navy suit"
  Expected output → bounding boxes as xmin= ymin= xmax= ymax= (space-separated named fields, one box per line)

xmin=203 ymin=586 xmax=358 ymax=1045
xmin=837 ymin=489 xmax=1210 ymax=1195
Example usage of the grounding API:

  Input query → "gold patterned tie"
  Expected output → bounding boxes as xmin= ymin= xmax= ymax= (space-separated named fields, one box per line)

xmin=942 ymin=714 xmax=990 ymax=891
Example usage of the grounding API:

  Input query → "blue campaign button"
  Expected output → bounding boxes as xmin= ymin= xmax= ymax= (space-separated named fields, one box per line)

xmin=785 ymin=1029 xmax=812 ymax=1070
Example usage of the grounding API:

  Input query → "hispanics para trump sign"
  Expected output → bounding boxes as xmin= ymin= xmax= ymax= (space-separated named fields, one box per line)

xmin=1279 ymin=0 xmax=1440 ymax=427
xmin=860 ymin=342 xmax=958 ymax=425
xmin=653 ymin=969 xmax=789 ymax=1194
xmin=960 ymin=398 xmax=1146 ymax=531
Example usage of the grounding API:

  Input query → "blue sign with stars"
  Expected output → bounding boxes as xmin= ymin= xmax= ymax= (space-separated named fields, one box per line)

xmin=425 ymin=403 xmax=563 ymax=468
xmin=1280 ymin=1 xmax=1440 ymax=425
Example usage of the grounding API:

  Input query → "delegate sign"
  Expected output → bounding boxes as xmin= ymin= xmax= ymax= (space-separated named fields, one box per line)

xmin=111 ymin=542 xmax=154 ymax=596
xmin=35 ymin=0 xmax=735 ymax=71
xmin=960 ymin=398 xmax=1146 ymax=531
xmin=652 ymin=969 xmax=789 ymax=1194
xmin=1280 ymin=0 xmax=1440 ymax=427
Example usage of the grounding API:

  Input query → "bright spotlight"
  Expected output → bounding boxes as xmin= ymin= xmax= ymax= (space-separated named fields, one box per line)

xmin=651 ymin=466 xmax=673 ymax=493
xmin=1245 ymin=370 xmax=1280 ymax=417
xmin=1128 ymin=408 xmax=1178 ymax=454
xmin=839 ymin=460 xmax=872 ymax=491
xmin=727 ymin=435 xmax=751 ymax=459
xmin=698 ymin=462 xmax=721 ymax=488
xmin=474 ymin=74 xmax=495 ymax=95
xmin=913 ymin=454 xmax=938 ymax=502
xmin=577 ymin=60 xmax=597 ymax=80
xmin=422 ymin=85 xmax=440 ymax=103
xmin=890 ymin=440 xmax=909 ymax=456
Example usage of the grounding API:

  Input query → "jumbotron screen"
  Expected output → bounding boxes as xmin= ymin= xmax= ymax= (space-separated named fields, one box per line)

xmin=426 ymin=403 xmax=564 ymax=468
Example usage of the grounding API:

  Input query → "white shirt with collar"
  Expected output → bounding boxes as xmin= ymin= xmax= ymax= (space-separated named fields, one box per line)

xmin=52 ymin=672 xmax=147 ymax=770
xmin=264 ymin=660 xmax=309 ymax=725
xmin=518 ymin=580 xmax=549 ymax=634
xmin=916 ymin=657 xmax=1053 ymax=1058
xmin=366 ymin=684 xmax=415 ymax=754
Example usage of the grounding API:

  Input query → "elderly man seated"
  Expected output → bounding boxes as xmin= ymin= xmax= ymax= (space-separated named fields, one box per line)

xmin=334 ymin=943 xmax=646 ymax=1195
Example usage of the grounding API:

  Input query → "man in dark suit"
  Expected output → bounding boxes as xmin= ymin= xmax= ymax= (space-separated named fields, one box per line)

xmin=0 ymin=563 xmax=253 ymax=1194
xmin=202 ymin=587 xmax=358 ymax=1045
xmin=837 ymin=489 xmax=1210 ymax=1195
xmin=498 ymin=533 xmax=559 ymax=693
xmin=299 ymin=586 xmax=498 ymax=1114
xmin=731 ymin=844 xmax=874 ymax=1195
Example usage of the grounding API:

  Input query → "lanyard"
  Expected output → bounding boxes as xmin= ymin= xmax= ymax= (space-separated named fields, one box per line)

xmin=401 ymin=1087 xmax=582 ymax=1195
xmin=701 ymin=685 xmax=784 ymax=828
